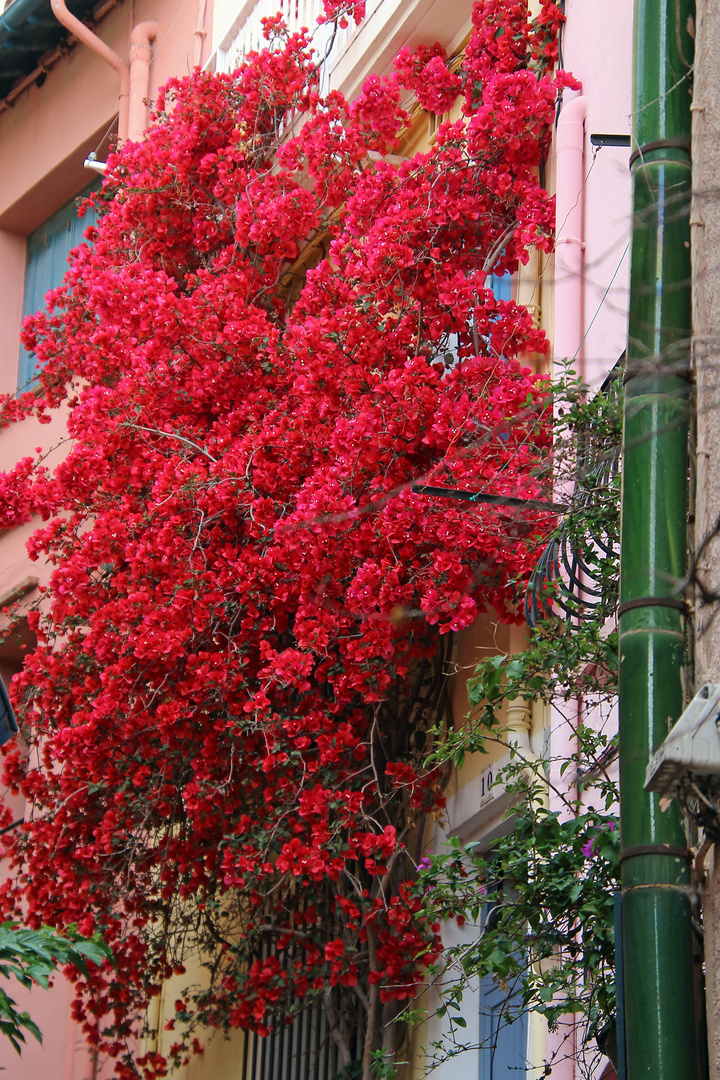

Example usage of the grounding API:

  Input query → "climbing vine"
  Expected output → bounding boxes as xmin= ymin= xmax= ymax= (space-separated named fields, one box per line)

xmin=0 ymin=1 xmax=576 ymax=1076
xmin=417 ymin=369 xmax=622 ymax=1076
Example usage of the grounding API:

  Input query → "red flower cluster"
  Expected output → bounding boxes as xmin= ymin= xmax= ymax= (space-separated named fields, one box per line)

xmin=0 ymin=1 xmax=570 ymax=1073
xmin=394 ymin=44 xmax=463 ymax=115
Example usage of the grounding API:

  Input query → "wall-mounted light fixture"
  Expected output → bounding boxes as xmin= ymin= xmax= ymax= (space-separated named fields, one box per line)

xmin=645 ymin=683 xmax=720 ymax=800
xmin=84 ymin=151 xmax=107 ymax=174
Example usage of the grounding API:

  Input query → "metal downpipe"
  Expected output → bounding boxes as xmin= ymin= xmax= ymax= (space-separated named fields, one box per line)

xmin=619 ymin=0 xmax=702 ymax=1078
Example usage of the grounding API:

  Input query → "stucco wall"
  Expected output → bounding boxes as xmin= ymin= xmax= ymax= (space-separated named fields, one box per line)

xmin=692 ymin=1 xmax=720 ymax=1076
xmin=561 ymin=0 xmax=632 ymax=390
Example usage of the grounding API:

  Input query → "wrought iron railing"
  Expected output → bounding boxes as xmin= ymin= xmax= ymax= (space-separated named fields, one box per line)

xmin=525 ymin=360 xmax=623 ymax=629
xmin=214 ymin=0 xmax=373 ymax=90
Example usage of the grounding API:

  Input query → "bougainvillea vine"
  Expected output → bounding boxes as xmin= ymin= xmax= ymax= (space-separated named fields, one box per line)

xmin=0 ymin=0 xmax=575 ymax=1075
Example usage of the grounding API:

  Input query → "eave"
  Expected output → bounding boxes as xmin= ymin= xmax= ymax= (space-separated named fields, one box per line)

xmin=0 ymin=0 xmax=121 ymax=107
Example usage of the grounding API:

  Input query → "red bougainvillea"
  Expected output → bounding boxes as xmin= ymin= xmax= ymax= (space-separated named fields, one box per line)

xmin=0 ymin=1 xmax=571 ymax=1075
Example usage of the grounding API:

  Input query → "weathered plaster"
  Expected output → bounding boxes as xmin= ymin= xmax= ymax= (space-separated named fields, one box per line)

xmin=693 ymin=1 xmax=720 ymax=1076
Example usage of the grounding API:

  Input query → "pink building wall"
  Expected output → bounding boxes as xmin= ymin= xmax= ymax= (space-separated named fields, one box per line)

xmin=560 ymin=0 xmax=633 ymax=390
xmin=533 ymin=4 xmax=632 ymax=1079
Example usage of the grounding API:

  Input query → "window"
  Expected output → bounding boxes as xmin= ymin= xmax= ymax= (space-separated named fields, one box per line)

xmin=0 ymin=676 xmax=18 ymax=747
xmin=488 ymin=271 xmax=512 ymax=304
xmin=441 ymin=271 xmax=513 ymax=371
xmin=19 ymin=187 xmax=97 ymax=388
xmin=478 ymin=890 xmax=528 ymax=1080
xmin=241 ymin=1002 xmax=361 ymax=1079
xmin=478 ymin=961 xmax=528 ymax=1079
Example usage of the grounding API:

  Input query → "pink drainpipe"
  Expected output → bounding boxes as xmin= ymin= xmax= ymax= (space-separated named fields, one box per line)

xmin=128 ymin=21 xmax=160 ymax=141
xmin=546 ymin=91 xmax=587 ymax=1080
xmin=554 ymin=93 xmax=587 ymax=375
xmin=193 ymin=0 xmax=208 ymax=67
xmin=50 ymin=0 xmax=129 ymax=141
xmin=51 ymin=0 xmax=160 ymax=144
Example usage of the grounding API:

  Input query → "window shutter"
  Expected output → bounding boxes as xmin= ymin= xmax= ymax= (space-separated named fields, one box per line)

xmin=478 ymin=965 xmax=528 ymax=1080
xmin=488 ymin=272 xmax=512 ymax=303
xmin=19 ymin=189 xmax=97 ymax=388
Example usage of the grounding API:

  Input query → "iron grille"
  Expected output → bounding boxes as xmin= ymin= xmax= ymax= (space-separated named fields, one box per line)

xmin=241 ymin=1000 xmax=360 ymax=1080
xmin=525 ymin=360 xmax=623 ymax=629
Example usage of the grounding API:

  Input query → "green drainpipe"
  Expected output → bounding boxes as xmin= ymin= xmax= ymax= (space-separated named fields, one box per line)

xmin=619 ymin=0 xmax=703 ymax=1078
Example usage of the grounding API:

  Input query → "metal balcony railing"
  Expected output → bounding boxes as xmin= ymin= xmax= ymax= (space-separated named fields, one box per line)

xmin=214 ymin=0 xmax=370 ymax=91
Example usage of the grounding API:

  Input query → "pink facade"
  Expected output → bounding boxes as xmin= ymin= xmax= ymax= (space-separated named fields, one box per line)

xmin=546 ymin=5 xmax=632 ymax=1078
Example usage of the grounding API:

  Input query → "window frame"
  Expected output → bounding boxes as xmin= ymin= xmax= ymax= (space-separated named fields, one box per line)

xmin=19 ymin=184 xmax=98 ymax=390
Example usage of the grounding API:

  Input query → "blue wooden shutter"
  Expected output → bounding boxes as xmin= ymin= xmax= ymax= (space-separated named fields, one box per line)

xmin=19 ymin=189 xmax=97 ymax=388
xmin=488 ymin=271 xmax=512 ymax=303
xmin=440 ymin=272 xmax=514 ymax=371
xmin=478 ymin=888 xmax=527 ymax=1080
xmin=478 ymin=965 xmax=528 ymax=1080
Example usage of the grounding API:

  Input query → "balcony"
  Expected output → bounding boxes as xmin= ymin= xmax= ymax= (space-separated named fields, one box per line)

xmin=210 ymin=0 xmax=472 ymax=98
xmin=212 ymin=0 xmax=356 ymax=91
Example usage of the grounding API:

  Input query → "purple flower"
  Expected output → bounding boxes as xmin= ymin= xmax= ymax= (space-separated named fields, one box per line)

xmin=581 ymin=822 xmax=616 ymax=859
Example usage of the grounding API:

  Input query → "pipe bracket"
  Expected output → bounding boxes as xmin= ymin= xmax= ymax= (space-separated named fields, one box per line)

xmin=622 ymin=364 xmax=694 ymax=384
xmin=619 ymin=843 xmax=692 ymax=864
xmin=618 ymin=596 xmax=689 ymax=617
xmin=555 ymin=235 xmax=586 ymax=249
xmin=629 ymin=137 xmax=692 ymax=167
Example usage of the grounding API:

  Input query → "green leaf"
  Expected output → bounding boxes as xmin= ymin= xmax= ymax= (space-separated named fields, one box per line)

xmin=0 ymin=923 xmax=112 ymax=1051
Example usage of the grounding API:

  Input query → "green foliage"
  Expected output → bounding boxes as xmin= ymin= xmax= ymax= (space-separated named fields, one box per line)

xmin=0 ymin=922 xmax=112 ymax=1053
xmin=415 ymin=786 xmax=619 ymax=1024
xmin=420 ymin=367 xmax=622 ymax=1073
xmin=368 ymin=1050 xmax=399 ymax=1079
